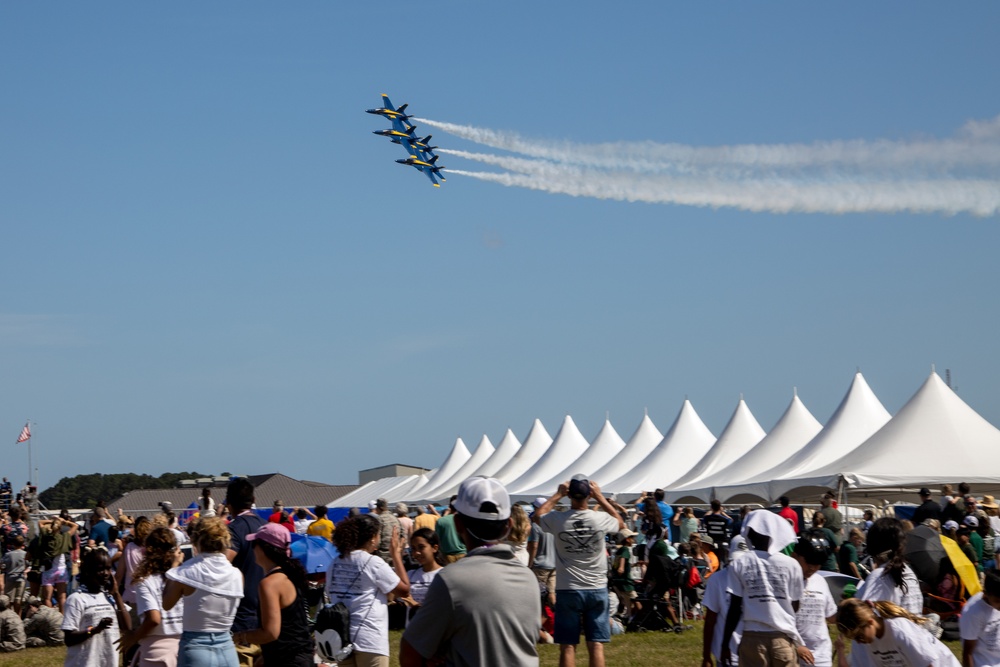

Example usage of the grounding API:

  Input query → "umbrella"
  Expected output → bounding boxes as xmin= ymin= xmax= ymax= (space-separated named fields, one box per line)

xmin=904 ymin=524 xmax=948 ymax=584
xmin=817 ymin=571 xmax=861 ymax=602
xmin=940 ymin=535 xmax=982 ymax=597
xmin=290 ymin=534 xmax=338 ymax=574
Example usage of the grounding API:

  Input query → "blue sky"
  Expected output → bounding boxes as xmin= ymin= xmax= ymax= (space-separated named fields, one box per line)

xmin=2 ymin=3 xmax=998 ymax=490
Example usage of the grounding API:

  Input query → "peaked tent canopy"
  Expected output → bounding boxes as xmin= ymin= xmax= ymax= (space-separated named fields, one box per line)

xmin=418 ymin=437 xmax=471 ymax=494
xmin=519 ymin=418 xmax=628 ymax=497
xmin=667 ymin=391 xmax=822 ymax=502
xmin=417 ymin=434 xmax=495 ymax=500
xmin=471 ymin=428 xmax=522 ymax=480
xmin=605 ymin=400 xmax=716 ymax=494
xmin=493 ymin=419 xmax=554 ymax=485
xmin=508 ymin=416 xmax=590 ymax=494
xmin=587 ymin=413 xmax=663 ymax=489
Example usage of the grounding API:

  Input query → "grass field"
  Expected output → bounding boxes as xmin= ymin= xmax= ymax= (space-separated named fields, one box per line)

xmin=0 ymin=626 xmax=966 ymax=666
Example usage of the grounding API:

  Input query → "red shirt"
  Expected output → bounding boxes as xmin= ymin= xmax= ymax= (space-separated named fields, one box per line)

xmin=778 ymin=507 xmax=799 ymax=534
xmin=268 ymin=512 xmax=294 ymax=533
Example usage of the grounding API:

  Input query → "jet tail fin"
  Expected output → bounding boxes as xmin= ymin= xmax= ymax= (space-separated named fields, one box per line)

xmin=398 ymin=103 xmax=408 ymax=114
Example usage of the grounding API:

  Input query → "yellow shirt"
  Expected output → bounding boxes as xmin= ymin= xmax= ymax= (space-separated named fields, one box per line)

xmin=413 ymin=514 xmax=439 ymax=531
xmin=306 ymin=518 xmax=335 ymax=541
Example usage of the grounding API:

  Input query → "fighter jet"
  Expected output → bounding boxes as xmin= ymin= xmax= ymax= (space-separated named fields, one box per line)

xmin=396 ymin=153 xmax=446 ymax=187
xmin=367 ymin=93 xmax=445 ymax=187
xmin=365 ymin=94 xmax=411 ymax=123
xmin=390 ymin=134 xmax=437 ymax=154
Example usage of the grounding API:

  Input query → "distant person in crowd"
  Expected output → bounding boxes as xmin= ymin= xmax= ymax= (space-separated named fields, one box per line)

xmin=818 ymin=493 xmax=844 ymax=546
xmin=398 ymin=528 xmax=445 ymax=626
xmin=731 ymin=505 xmax=751 ymax=539
xmin=234 ymin=524 xmax=314 ymax=667
xmin=306 ymin=505 xmax=335 ymax=541
xmin=374 ymin=498 xmax=402 ymax=565
xmin=960 ymin=569 xmax=1000 ymax=667
xmin=164 ymin=517 xmax=243 ymax=667
xmin=199 ymin=488 xmax=216 ymax=518
xmin=268 ymin=500 xmax=285 ymax=525
xmin=117 ymin=515 xmax=152 ymax=610
xmin=88 ymin=507 xmax=114 ymax=547
xmin=856 ymin=517 xmax=922 ymax=614
xmin=327 ymin=513 xmax=410 ymax=667
xmin=642 ymin=489 xmax=674 ymax=526
xmin=2 ymin=535 xmax=27 ymax=616
xmin=118 ymin=526 xmax=185 ymax=667
xmin=942 ymin=484 xmax=965 ymax=525
xmin=721 ymin=510 xmax=802 ymax=667
xmin=981 ymin=495 xmax=1000 ymax=536
xmin=837 ymin=598 xmax=960 ymax=667
xmin=701 ymin=535 xmax=748 ymax=667
xmin=702 ymin=500 xmax=733 ymax=560
xmin=965 ymin=516 xmax=986 ymax=567
xmin=503 ymin=504 xmax=532 ymax=566
xmin=534 ymin=475 xmax=624 ymax=667
xmin=912 ymin=487 xmax=942 ymax=526
xmin=639 ymin=496 xmax=664 ymax=546
xmin=0 ymin=594 xmax=25 ymax=652
xmin=777 ymin=496 xmax=799 ymax=534
xmin=62 ymin=548 xmax=132 ymax=667
xmin=610 ymin=529 xmax=641 ymax=620
xmin=959 ymin=527 xmax=982 ymax=573
xmin=810 ymin=512 xmax=840 ymax=572
xmin=401 ymin=476 xmax=541 ymax=667
xmin=38 ymin=515 xmax=78 ymax=614
xmin=527 ymin=497 xmax=557 ymax=610
xmin=292 ymin=507 xmax=316 ymax=535
xmin=861 ymin=510 xmax=875 ymax=532
xmin=23 ymin=595 xmax=64 ymax=647
xmin=975 ymin=514 xmax=997 ymax=572
xmin=413 ymin=505 xmax=439 ymax=532
xmin=223 ymin=477 xmax=266 ymax=666
xmin=674 ymin=506 xmax=699 ymax=544
xmin=839 ymin=528 xmax=866 ymax=580
xmin=395 ymin=504 xmax=414 ymax=545
xmin=792 ymin=530 xmax=838 ymax=667
xmin=435 ymin=497 xmax=467 ymax=564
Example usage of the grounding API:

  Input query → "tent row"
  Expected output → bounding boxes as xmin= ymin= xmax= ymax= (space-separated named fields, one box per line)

xmin=329 ymin=370 xmax=1000 ymax=509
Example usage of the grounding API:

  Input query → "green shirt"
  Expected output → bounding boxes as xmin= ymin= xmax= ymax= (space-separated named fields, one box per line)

xmin=435 ymin=514 xmax=466 ymax=556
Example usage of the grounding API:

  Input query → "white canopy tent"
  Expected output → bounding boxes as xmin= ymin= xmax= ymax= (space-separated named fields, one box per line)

xmin=416 ymin=434 xmax=495 ymax=500
xmin=417 ymin=437 xmax=470 ymax=495
xmin=507 ymin=416 xmax=590 ymax=494
xmin=587 ymin=413 xmax=663 ymax=489
xmin=492 ymin=419 xmax=553 ymax=485
xmin=471 ymin=428 xmax=522 ymax=479
xmin=666 ymin=391 xmax=822 ymax=502
xmin=518 ymin=418 xmax=628 ymax=497
xmin=605 ymin=399 xmax=716 ymax=494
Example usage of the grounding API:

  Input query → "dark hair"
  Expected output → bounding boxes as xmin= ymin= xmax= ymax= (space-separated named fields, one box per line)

xmin=959 ymin=482 xmax=971 ymax=496
xmin=676 ymin=543 xmax=691 ymax=557
xmin=315 ymin=505 xmax=327 ymax=519
xmin=710 ymin=499 xmax=722 ymax=511
xmin=226 ymin=478 xmax=255 ymax=511
xmin=644 ymin=501 xmax=663 ymax=530
xmin=867 ymin=517 xmax=907 ymax=593
xmin=334 ymin=514 xmax=380 ymax=557
xmin=255 ymin=540 xmax=307 ymax=592
xmin=132 ymin=527 xmax=177 ymax=586
xmin=779 ymin=496 xmax=790 ymax=507
xmin=78 ymin=548 xmax=112 ymax=592
xmin=984 ymin=570 xmax=1000 ymax=598
xmin=654 ymin=489 xmax=665 ymax=501
xmin=295 ymin=508 xmax=308 ymax=520
xmin=794 ymin=528 xmax=832 ymax=566
xmin=108 ymin=526 xmax=120 ymax=542
xmin=410 ymin=528 xmax=446 ymax=566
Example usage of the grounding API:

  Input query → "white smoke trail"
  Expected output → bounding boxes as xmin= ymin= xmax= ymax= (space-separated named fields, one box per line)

xmin=425 ymin=117 xmax=1000 ymax=215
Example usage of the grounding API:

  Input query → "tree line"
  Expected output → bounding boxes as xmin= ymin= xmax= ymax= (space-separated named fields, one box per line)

xmin=38 ymin=471 xmax=209 ymax=510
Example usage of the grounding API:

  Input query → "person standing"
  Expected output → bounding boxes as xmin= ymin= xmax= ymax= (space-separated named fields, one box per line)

xmin=224 ymin=477 xmax=266 ymax=667
xmin=400 ymin=476 xmax=540 ymax=667
xmin=960 ymin=570 xmax=1000 ymax=667
xmin=792 ymin=530 xmax=838 ymax=667
xmin=527 ymin=497 xmax=557 ymax=610
xmin=912 ymin=488 xmax=943 ymax=526
xmin=534 ymin=475 xmax=624 ymax=667
xmin=374 ymin=498 xmax=402 ymax=565
xmin=818 ymin=494 xmax=844 ymax=547
xmin=413 ymin=505 xmax=439 ymax=532
xmin=395 ymin=504 xmax=414 ymax=545
xmin=62 ymin=549 xmax=132 ymax=667
xmin=306 ymin=505 xmax=335 ymax=541
xmin=435 ymin=497 xmax=467 ymax=564
xmin=702 ymin=500 xmax=734 ymax=560
xmin=777 ymin=497 xmax=800 ymax=534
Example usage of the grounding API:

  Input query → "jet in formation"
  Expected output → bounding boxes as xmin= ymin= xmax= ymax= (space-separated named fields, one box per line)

xmin=367 ymin=94 xmax=445 ymax=187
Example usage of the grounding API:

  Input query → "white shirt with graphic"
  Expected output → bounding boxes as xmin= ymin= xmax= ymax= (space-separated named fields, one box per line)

xmin=961 ymin=593 xmax=1000 ymax=667
xmin=703 ymin=567 xmax=742 ymax=664
xmin=538 ymin=508 xmax=620 ymax=590
xmin=325 ymin=551 xmax=400 ymax=656
xmin=726 ymin=550 xmax=803 ymax=644
xmin=857 ymin=615 xmax=960 ymax=667
xmin=796 ymin=574 xmax=837 ymax=667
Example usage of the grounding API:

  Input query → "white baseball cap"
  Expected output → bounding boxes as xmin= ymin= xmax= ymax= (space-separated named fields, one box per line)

xmin=453 ymin=476 xmax=511 ymax=521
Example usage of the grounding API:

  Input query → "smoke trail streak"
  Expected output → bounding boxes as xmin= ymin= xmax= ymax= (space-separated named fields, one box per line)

xmin=426 ymin=117 xmax=1000 ymax=215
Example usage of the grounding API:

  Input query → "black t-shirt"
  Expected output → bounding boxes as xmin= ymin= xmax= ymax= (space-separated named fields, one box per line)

xmin=912 ymin=499 xmax=942 ymax=526
xmin=702 ymin=513 xmax=732 ymax=546
xmin=228 ymin=511 xmax=266 ymax=633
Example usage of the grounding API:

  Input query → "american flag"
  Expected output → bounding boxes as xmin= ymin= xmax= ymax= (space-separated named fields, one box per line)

xmin=15 ymin=423 xmax=30 ymax=443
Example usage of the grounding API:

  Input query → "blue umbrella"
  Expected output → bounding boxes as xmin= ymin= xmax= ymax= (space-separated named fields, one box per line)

xmin=290 ymin=534 xmax=338 ymax=574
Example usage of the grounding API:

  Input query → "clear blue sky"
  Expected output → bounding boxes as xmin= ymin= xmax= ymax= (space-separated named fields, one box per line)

xmin=2 ymin=3 xmax=998 ymax=489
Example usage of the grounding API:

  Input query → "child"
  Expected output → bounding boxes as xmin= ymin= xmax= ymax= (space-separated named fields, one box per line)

xmin=1 ymin=536 xmax=28 ymax=616
xmin=792 ymin=529 xmax=838 ymax=667
xmin=835 ymin=599 xmax=959 ymax=667
xmin=960 ymin=569 xmax=1000 ymax=667
xmin=400 ymin=528 xmax=444 ymax=625
xmin=610 ymin=529 xmax=641 ymax=620
xmin=61 ymin=548 xmax=132 ymax=667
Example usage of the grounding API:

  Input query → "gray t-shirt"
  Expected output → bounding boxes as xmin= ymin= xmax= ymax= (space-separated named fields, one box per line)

xmin=538 ymin=508 xmax=619 ymax=590
xmin=2 ymin=549 xmax=26 ymax=579
xmin=528 ymin=523 xmax=555 ymax=571
xmin=403 ymin=544 xmax=540 ymax=667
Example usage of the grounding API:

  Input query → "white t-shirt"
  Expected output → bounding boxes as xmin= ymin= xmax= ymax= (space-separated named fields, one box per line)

xmin=797 ymin=574 xmax=837 ymax=667
xmin=703 ymin=567 xmax=741 ymax=664
xmin=405 ymin=566 xmax=442 ymax=626
xmin=857 ymin=616 xmax=960 ymax=667
xmin=856 ymin=564 xmax=923 ymax=614
xmin=537 ymin=508 xmax=620 ymax=590
xmin=961 ymin=593 xmax=1000 ymax=667
xmin=726 ymin=550 xmax=803 ymax=644
xmin=135 ymin=574 xmax=185 ymax=637
xmin=294 ymin=519 xmax=311 ymax=535
xmin=62 ymin=587 xmax=120 ymax=667
xmin=325 ymin=550 xmax=400 ymax=656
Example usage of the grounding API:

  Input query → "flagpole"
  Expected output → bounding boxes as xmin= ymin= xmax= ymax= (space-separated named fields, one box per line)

xmin=27 ymin=419 xmax=32 ymax=490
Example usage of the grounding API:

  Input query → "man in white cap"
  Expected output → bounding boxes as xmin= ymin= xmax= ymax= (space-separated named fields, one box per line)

xmin=533 ymin=475 xmax=624 ymax=667
xmin=721 ymin=509 xmax=804 ymax=667
xmin=400 ymin=476 xmax=540 ymax=667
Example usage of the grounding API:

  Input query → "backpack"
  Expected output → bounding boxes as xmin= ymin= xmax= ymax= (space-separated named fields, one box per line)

xmin=313 ymin=602 xmax=351 ymax=661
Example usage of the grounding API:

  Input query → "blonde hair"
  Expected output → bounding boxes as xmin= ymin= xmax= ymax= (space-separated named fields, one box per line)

xmin=836 ymin=599 xmax=925 ymax=640
xmin=191 ymin=517 xmax=231 ymax=554
xmin=508 ymin=504 xmax=530 ymax=544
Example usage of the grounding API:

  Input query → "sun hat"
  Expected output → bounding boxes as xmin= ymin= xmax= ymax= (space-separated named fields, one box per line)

xmin=453 ymin=477 xmax=511 ymax=521
xmin=567 ymin=474 xmax=591 ymax=500
xmin=246 ymin=523 xmax=291 ymax=553
xmin=982 ymin=495 xmax=999 ymax=510
xmin=616 ymin=528 xmax=638 ymax=544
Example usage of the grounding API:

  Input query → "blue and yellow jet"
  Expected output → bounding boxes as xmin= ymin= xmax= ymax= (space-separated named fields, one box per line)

xmin=367 ymin=94 xmax=445 ymax=187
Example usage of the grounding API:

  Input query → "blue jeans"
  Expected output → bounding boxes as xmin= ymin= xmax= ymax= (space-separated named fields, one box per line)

xmin=178 ymin=631 xmax=239 ymax=667
xmin=554 ymin=588 xmax=611 ymax=645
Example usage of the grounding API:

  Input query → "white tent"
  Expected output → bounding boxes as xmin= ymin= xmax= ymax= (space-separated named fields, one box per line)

xmin=329 ymin=475 xmax=418 ymax=508
xmin=605 ymin=400 xmax=716 ymax=494
xmin=416 ymin=434 xmax=495 ymax=500
xmin=587 ymin=413 xmax=663 ymax=488
xmin=518 ymin=418 xmax=628 ymax=497
xmin=508 ymin=416 xmax=593 ymax=495
xmin=417 ymin=437 xmax=471 ymax=495
xmin=493 ymin=419 xmax=554 ymax=485
xmin=472 ymin=428 xmax=522 ymax=479
xmin=667 ymin=391 xmax=822 ymax=502
xmin=665 ymin=397 xmax=765 ymax=489
xmin=704 ymin=371 xmax=891 ymax=502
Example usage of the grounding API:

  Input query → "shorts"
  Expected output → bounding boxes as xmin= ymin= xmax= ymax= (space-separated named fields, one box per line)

xmin=554 ymin=588 xmax=611 ymax=645
xmin=4 ymin=576 xmax=25 ymax=602
xmin=41 ymin=556 xmax=69 ymax=587
xmin=533 ymin=567 xmax=556 ymax=598
xmin=612 ymin=581 xmax=637 ymax=599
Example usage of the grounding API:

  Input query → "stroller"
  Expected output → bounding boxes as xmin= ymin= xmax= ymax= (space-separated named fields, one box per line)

xmin=627 ymin=552 xmax=694 ymax=633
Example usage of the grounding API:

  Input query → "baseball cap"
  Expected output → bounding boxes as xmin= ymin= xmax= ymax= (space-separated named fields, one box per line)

xmin=943 ymin=520 xmax=960 ymax=532
xmin=246 ymin=523 xmax=291 ymax=552
xmin=532 ymin=496 xmax=547 ymax=509
xmin=273 ymin=500 xmax=283 ymax=508
xmin=964 ymin=515 xmax=980 ymax=528
xmin=367 ymin=500 xmax=377 ymax=511
xmin=453 ymin=477 xmax=511 ymax=521
xmin=568 ymin=474 xmax=591 ymax=500
xmin=919 ymin=487 xmax=931 ymax=496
